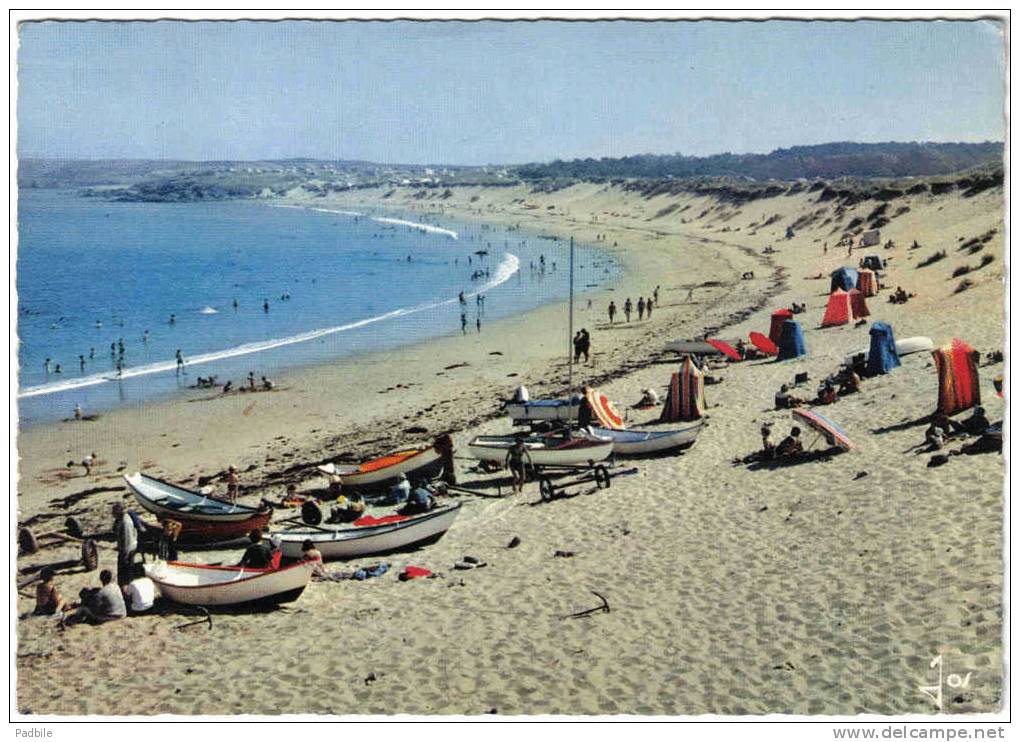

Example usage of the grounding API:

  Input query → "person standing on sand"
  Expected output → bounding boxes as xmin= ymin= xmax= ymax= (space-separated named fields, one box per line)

xmin=637 ymin=297 xmax=645 ymax=321
xmin=226 ymin=465 xmax=240 ymax=502
xmin=505 ymin=438 xmax=533 ymax=495
xmin=247 ymin=372 xmax=256 ymax=390
xmin=654 ymin=285 xmax=660 ymax=304
xmin=476 ymin=316 xmax=481 ymax=334
xmin=608 ymin=301 xmax=616 ymax=324
xmin=573 ymin=331 xmax=583 ymax=363
xmin=580 ymin=329 xmax=591 ymax=364
xmin=646 ymin=298 xmax=654 ymax=319
xmin=81 ymin=452 xmax=96 ymax=476
xmin=624 ymin=298 xmax=633 ymax=322
xmin=461 ymin=313 xmax=467 ymax=335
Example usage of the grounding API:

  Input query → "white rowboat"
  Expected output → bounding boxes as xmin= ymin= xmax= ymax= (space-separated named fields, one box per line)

xmin=144 ymin=559 xmax=316 ymax=607
xmin=590 ymin=423 xmax=702 ymax=456
xmin=467 ymin=433 xmax=613 ymax=466
xmin=275 ymin=503 xmax=462 ymax=561
xmin=317 ymin=446 xmax=445 ymax=490
xmin=844 ymin=336 xmax=934 ymax=365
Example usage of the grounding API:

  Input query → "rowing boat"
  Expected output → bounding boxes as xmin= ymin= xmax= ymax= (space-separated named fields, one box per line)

xmin=275 ymin=502 xmax=462 ymax=561
xmin=124 ymin=472 xmax=272 ymax=543
xmin=144 ymin=559 xmax=316 ymax=607
xmin=844 ymin=336 xmax=934 ymax=365
xmin=467 ymin=431 xmax=613 ymax=466
xmin=317 ymin=444 xmax=447 ymax=491
xmin=590 ymin=422 xmax=702 ymax=456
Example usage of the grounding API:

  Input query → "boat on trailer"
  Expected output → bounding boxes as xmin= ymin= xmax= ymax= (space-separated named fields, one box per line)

xmin=317 ymin=439 xmax=450 ymax=491
xmin=144 ymin=559 xmax=316 ymax=608
xmin=503 ymin=397 xmax=581 ymax=425
xmin=124 ymin=472 xmax=272 ymax=544
xmin=275 ymin=502 xmax=462 ymax=561
xmin=467 ymin=431 xmax=613 ymax=466
xmin=589 ymin=422 xmax=703 ymax=456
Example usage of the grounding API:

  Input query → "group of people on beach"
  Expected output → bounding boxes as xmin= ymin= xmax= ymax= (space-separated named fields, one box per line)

xmin=607 ymin=286 xmax=659 ymax=325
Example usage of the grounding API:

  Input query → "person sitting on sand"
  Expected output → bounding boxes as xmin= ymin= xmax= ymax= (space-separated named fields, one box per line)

xmin=635 ymin=387 xmax=660 ymax=408
xmin=239 ymin=531 xmax=274 ymax=569
xmin=735 ymin=339 xmax=747 ymax=360
xmin=328 ymin=494 xmax=365 ymax=524
xmin=390 ymin=473 xmax=411 ymax=504
xmin=838 ymin=369 xmax=862 ymax=396
xmin=505 ymin=437 xmax=533 ymax=495
xmin=948 ymin=406 xmax=991 ymax=437
xmin=815 ymin=382 xmax=838 ymax=406
xmin=62 ymin=570 xmax=126 ymax=626
xmin=261 ymin=376 xmax=273 ymax=391
xmin=759 ymin=422 xmax=776 ymax=460
xmin=923 ymin=422 xmax=946 ymax=452
xmin=774 ymin=384 xmax=805 ymax=410
xmin=301 ymin=539 xmax=323 ymax=564
xmin=34 ymin=567 xmax=67 ymax=617
xmin=222 ymin=380 xmax=233 ymax=394
xmin=776 ymin=426 xmax=804 ymax=458
xmin=121 ymin=564 xmax=155 ymax=615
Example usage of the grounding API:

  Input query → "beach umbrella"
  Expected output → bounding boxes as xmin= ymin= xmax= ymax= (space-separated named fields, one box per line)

xmin=706 ymin=338 xmax=742 ymax=362
xmin=585 ymin=388 xmax=625 ymax=430
xmin=792 ymin=408 xmax=853 ymax=451
xmin=749 ymin=331 xmax=778 ymax=356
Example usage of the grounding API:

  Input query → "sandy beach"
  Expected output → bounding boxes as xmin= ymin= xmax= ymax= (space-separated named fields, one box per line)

xmin=15 ymin=178 xmax=1005 ymax=715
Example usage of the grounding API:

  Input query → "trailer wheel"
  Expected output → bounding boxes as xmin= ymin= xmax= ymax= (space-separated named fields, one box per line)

xmin=64 ymin=516 xmax=84 ymax=539
xmin=594 ymin=465 xmax=611 ymax=489
xmin=18 ymin=527 xmax=39 ymax=556
xmin=81 ymin=538 xmax=99 ymax=571
xmin=301 ymin=501 xmax=323 ymax=526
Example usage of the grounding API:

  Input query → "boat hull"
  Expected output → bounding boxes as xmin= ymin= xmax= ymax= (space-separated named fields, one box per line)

xmin=318 ymin=447 xmax=445 ymax=491
xmin=845 ymin=336 xmax=935 ymax=365
xmin=276 ymin=503 xmax=461 ymax=561
xmin=467 ymin=436 xmax=613 ymax=466
xmin=145 ymin=560 xmax=316 ymax=608
xmin=591 ymin=424 xmax=702 ymax=456
xmin=504 ymin=399 xmax=579 ymax=424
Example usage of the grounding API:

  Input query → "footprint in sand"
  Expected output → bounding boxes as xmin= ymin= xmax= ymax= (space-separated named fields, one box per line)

xmin=242 ymin=402 xmax=256 ymax=416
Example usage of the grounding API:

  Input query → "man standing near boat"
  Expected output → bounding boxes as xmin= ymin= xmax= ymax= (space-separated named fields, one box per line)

xmin=112 ymin=502 xmax=137 ymax=586
xmin=505 ymin=437 xmax=533 ymax=495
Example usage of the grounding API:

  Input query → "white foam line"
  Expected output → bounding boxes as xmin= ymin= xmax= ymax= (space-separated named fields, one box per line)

xmin=372 ymin=216 xmax=458 ymax=240
xmin=18 ymin=253 xmax=520 ymax=400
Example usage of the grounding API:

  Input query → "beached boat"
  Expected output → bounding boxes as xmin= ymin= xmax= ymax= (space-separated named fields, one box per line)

xmin=503 ymin=397 xmax=581 ymax=424
xmin=467 ymin=431 xmax=613 ymax=466
xmin=844 ymin=336 xmax=935 ymax=365
xmin=590 ymin=422 xmax=702 ymax=456
xmin=275 ymin=502 xmax=462 ymax=561
xmin=664 ymin=338 xmax=739 ymax=355
xmin=144 ymin=559 xmax=316 ymax=608
xmin=124 ymin=472 xmax=272 ymax=543
xmin=317 ymin=442 xmax=448 ymax=491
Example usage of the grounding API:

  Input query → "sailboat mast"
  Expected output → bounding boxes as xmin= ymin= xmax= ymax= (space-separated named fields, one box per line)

xmin=568 ymin=235 xmax=575 ymax=396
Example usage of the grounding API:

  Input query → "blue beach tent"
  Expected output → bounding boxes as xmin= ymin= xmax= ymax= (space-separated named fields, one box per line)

xmin=830 ymin=266 xmax=860 ymax=293
xmin=777 ymin=319 xmax=806 ymax=361
xmin=866 ymin=322 xmax=901 ymax=376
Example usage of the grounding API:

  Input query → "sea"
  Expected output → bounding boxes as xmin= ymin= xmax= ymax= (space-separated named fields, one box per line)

xmin=16 ymin=190 xmax=619 ymax=426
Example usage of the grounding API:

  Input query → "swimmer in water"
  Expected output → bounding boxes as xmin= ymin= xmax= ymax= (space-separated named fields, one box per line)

xmin=175 ymin=349 xmax=184 ymax=374
xmin=79 ymin=355 xmax=85 ymax=371
xmin=89 ymin=348 xmax=95 ymax=360
xmin=263 ymin=300 xmax=269 ymax=313
xmin=142 ymin=330 xmax=149 ymax=343
xmin=169 ymin=314 xmax=176 ymax=325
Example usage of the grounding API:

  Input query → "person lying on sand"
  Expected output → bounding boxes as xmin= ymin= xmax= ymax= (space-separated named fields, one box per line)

xmin=946 ymin=406 xmax=991 ymax=437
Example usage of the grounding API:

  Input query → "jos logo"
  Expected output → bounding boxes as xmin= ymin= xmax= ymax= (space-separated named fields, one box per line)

xmin=918 ymin=654 xmax=973 ymax=711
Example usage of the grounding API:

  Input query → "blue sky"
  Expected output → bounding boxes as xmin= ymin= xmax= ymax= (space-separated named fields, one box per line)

xmin=17 ymin=19 xmax=1006 ymax=164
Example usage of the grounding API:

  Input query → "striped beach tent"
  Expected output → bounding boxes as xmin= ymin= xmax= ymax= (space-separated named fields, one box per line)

xmin=933 ymin=338 xmax=981 ymax=416
xmin=659 ymin=356 xmax=706 ymax=422
xmin=857 ymin=269 xmax=879 ymax=297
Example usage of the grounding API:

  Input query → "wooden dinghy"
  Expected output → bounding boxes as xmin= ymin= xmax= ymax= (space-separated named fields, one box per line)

xmin=144 ymin=559 xmax=316 ymax=608
xmin=467 ymin=431 xmax=613 ymax=466
xmin=124 ymin=472 xmax=272 ymax=544
xmin=275 ymin=502 xmax=462 ymax=561
xmin=317 ymin=436 xmax=452 ymax=491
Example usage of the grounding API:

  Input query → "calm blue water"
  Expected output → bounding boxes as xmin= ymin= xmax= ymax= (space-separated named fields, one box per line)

xmin=16 ymin=191 xmax=619 ymax=426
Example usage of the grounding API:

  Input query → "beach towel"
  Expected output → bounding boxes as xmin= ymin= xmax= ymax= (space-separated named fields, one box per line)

xmin=933 ymin=338 xmax=981 ymax=416
xmin=769 ymin=309 xmax=794 ymax=344
xmin=777 ymin=320 xmax=806 ymax=361
xmin=857 ymin=269 xmax=879 ymax=297
xmin=822 ymin=290 xmax=853 ymax=327
xmin=659 ymin=357 xmax=705 ymax=422
xmin=848 ymin=288 xmax=870 ymax=319
xmin=866 ymin=322 xmax=901 ymax=376
xmin=399 ymin=566 xmax=433 ymax=581
xmin=830 ymin=267 xmax=860 ymax=293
